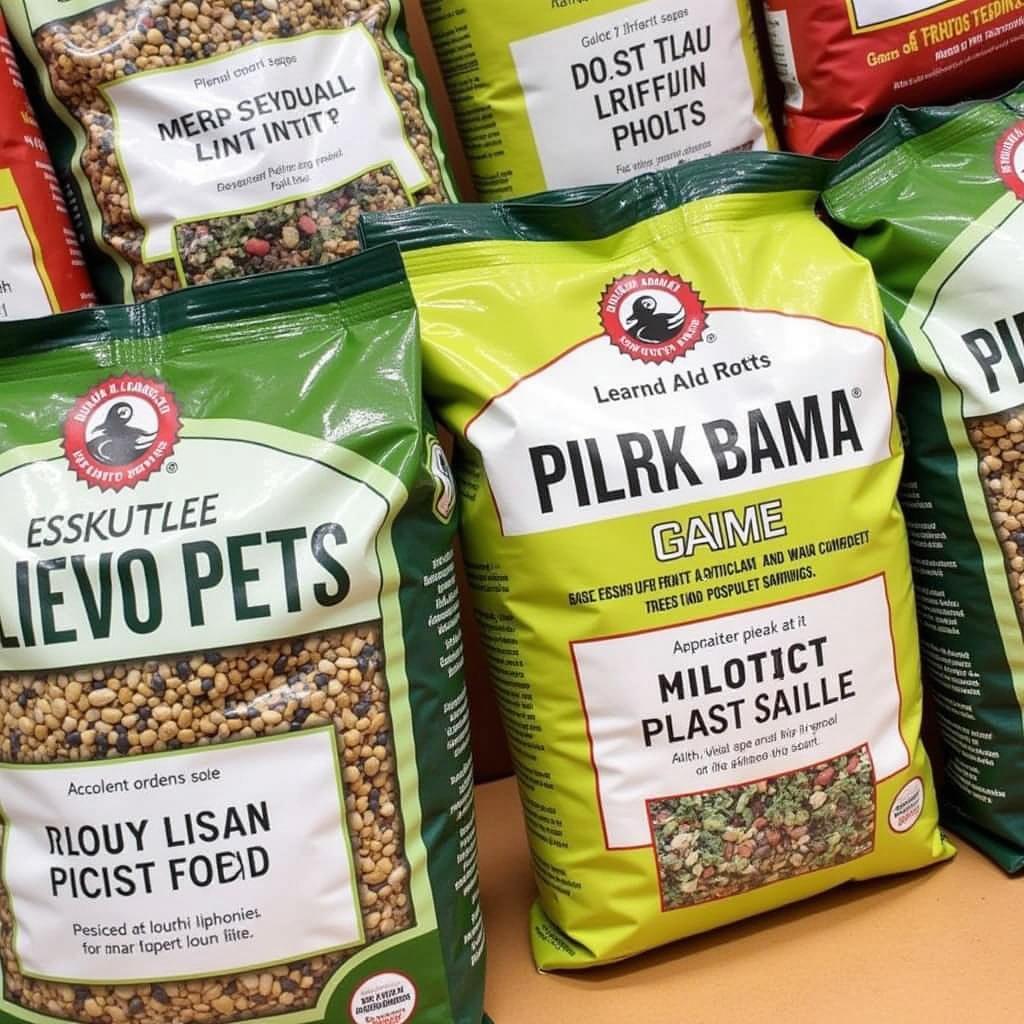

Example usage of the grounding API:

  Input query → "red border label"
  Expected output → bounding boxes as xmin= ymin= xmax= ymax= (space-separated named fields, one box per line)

xmin=63 ymin=375 xmax=180 ymax=491
xmin=599 ymin=271 xmax=706 ymax=364
xmin=569 ymin=573 xmax=910 ymax=851
xmin=996 ymin=122 xmax=1024 ymax=200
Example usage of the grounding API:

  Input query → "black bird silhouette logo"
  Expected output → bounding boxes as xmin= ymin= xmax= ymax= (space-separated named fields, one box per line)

xmin=625 ymin=294 xmax=686 ymax=343
xmin=85 ymin=401 xmax=158 ymax=466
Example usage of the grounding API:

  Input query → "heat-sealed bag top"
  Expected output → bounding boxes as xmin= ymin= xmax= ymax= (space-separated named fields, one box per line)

xmin=1 ymin=0 xmax=455 ymax=303
xmin=826 ymin=90 xmax=1024 ymax=871
xmin=422 ymin=0 xmax=776 ymax=200
xmin=763 ymin=0 xmax=1024 ymax=155
xmin=364 ymin=154 xmax=953 ymax=969
xmin=0 ymin=246 xmax=486 ymax=1024
xmin=0 ymin=10 xmax=94 ymax=319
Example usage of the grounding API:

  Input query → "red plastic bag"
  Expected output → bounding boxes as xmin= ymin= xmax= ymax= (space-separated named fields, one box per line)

xmin=0 ymin=11 xmax=93 ymax=320
xmin=763 ymin=0 xmax=1024 ymax=155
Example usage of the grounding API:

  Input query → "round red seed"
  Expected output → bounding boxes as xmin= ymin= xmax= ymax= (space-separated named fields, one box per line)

xmin=244 ymin=238 xmax=271 ymax=257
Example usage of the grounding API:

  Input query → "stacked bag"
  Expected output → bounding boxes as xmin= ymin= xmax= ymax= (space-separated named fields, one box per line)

xmin=2 ymin=1 xmax=1024 ymax=1020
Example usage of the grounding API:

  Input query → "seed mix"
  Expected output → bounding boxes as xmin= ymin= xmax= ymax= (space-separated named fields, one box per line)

xmin=0 ymin=626 xmax=411 ymax=1023
xmin=175 ymin=166 xmax=407 ymax=285
xmin=27 ymin=0 xmax=448 ymax=300
xmin=649 ymin=746 xmax=875 ymax=910
xmin=970 ymin=411 xmax=1024 ymax=622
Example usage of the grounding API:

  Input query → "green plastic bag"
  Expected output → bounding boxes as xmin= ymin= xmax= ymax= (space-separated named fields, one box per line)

xmin=0 ymin=247 xmax=486 ymax=1024
xmin=826 ymin=90 xmax=1024 ymax=872
xmin=366 ymin=154 xmax=952 ymax=969
xmin=2 ymin=0 xmax=455 ymax=304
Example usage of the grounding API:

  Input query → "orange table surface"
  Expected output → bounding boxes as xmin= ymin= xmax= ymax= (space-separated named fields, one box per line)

xmin=476 ymin=777 xmax=1021 ymax=1024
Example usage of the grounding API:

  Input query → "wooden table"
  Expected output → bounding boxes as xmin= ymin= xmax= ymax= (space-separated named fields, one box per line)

xmin=476 ymin=777 xmax=1021 ymax=1024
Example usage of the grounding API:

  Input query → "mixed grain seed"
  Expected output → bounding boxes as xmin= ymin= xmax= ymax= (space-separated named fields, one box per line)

xmin=175 ymin=166 xmax=408 ymax=285
xmin=0 ymin=623 xmax=412 ymax=1024
xmin=650 ymin=746 xmax=875 ymax=910
xmin=969 ymin=411 xmax=1024 ymax=624
xmin=34 ymin=0 xmax=448 ymax=300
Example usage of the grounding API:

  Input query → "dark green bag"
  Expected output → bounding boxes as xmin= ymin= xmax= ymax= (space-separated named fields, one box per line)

xmin=0 ymin=246 xmax=486 ymax=1023
xmin=826 ymin=90 xmax=1024 ymax=872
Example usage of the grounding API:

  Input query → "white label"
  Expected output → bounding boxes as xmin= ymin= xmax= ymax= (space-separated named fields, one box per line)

xmin=849 ymin=0 xmax=950 ymax=29
xmin=104 ymin=28 xmax=429 ymax=262
xmin=0 ymin=728 xmax=361 ymax=983
xmin=468 ymin=310 xmax=892 ymax=537
xmin=350 ymin=973 xmax=419 ymax=1024
xmin=572 ymin=577 xmax=909 ymax=849
xmin=763 ymin=10 xmax=804 ymax=110
xmin=889 ymin=777 xmax=925 ymax=832
xmin=0 ymin=432 xmax=387 ymax=671
xmin=921 ymin=205 xmax=1024 ymax=418
xmin=0 ymin=208 xmax=53 ymax=320
xmin=508 ymin=0 xmax=767 ymax=189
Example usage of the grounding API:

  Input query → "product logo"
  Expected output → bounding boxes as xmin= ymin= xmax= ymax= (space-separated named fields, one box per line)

xmin=996 ymin=121 xmax=1024 ymax=200
xmin=599 ymin=271 xmax=707 ymax=364
xmin=63 ymin=375 xmax=181 ymax=491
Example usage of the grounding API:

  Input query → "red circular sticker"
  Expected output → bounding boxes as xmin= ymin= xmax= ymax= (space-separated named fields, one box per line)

xmin=996 ymin=121 xmax=1024 ymax=200
xmin=63 ymin=375 xmax=180 ymax=491
xmin=599 ymin=271 xmax=706 ymax=364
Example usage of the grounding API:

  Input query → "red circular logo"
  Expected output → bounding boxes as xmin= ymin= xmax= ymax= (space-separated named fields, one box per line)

xmin=996 ymin=121 xmax=1024 ymax=200
xmin=63 ymin=375 xmax=180 ymax=491
xmin=600 ymin=271 xmax=707 ymax=364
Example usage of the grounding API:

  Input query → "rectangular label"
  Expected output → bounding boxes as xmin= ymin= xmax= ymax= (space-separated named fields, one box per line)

xmin=0 ymin=728 xmax=361 ymax=983
xmin=572 ymin=577 xmax=909 ymax=849
xmin=103 ymin=28 xmax=429 ymax=262
xmin=0 ymin=432 xmax=387 ymax=672
xmin=467 ymin=309 xmax=892 ymax=537
xmin=764 ymin=10 xmax=804 ymax=110
xmin=24 ymin=0 xmax=106 ymax=32
xmin=0 ymin=206 xmax=52 ymax=320
xmin=921 ymin=203 xmax=1024 ymax=418
xmin=848 ymin=0 xmax=959 ymax=30
xmin=509 ymin=0 xmax=766 ymax=189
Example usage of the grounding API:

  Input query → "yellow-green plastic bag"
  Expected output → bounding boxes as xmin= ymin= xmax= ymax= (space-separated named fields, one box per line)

xmin=364 ymin=153 xmax=953 ymax=969
xmin=422 ymin=0 xmax=776 ymax=200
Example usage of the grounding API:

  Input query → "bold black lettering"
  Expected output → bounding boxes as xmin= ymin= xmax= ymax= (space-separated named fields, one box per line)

xmin=181 ymin=541 xmax=223 ymax=627
xmin=72 ymin=553 xmax=113 ymax=640
xmin=831 ymin=390 xmax=863 ymax=454
xmin=266 ymin=528 xmax=306 ymax=613
xmin=118 ymin=549 xmax=162 ymax=634
xmin=311 ymin=523 xmax=350 ymax=607
xmin=963 ymin=328 xmax=1003 ymax=393
xmin=748 ymin=408 xmax=785 ymax=473
xmin=529 ymin=445 xmax=567 ymax=514
xmin=704 ymin=419 xmax=746 ymax=479
xmin=655 ymin=426 xmax=701 ymax=487
xmin=37 ymin=558 xmax=76 ymax=645
xmin=619 ymin=433 xmax=662 ymax=496
xmin=586 ymin=437 xmax=626 ymax=503
xmin=777 ymin=397 xmax=828 ymax=462
xmin=227 ymin=534 xmax=271 ymax=621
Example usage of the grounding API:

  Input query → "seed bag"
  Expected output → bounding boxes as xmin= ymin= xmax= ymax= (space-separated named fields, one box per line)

xmin=421 ymin=0 xmax=776 ymax=201
xmin=826 ymin=90 xmax=1024 ymax=871
xmin=0 ymin=0 xmax=455 ymax=304
xmin=763 ymin=0 xmax=1024 ymax=156
xmin=0 ymin=246 xmax=486 ymax=1024
xmin=363 ymin=154 xmax=953 ymax=969
xmin=0 ymin=10 xmax=95 ymax=320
